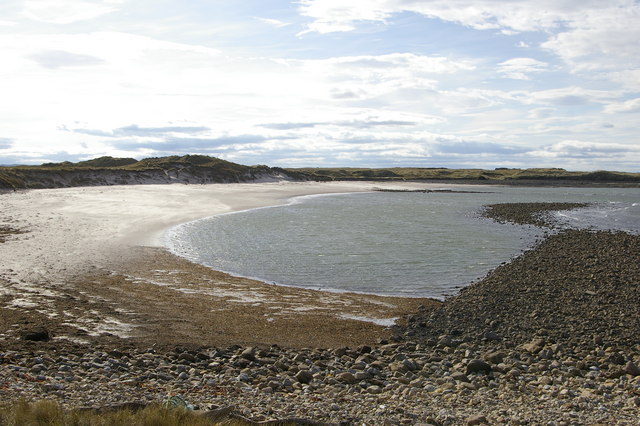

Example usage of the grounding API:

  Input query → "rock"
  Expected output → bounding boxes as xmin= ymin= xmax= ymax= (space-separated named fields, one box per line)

xmin=451 ymin=371 xmax=469 ymax=382
xmin=367 ymin=385 xmax=383 ymax=394
xmin=466 ymin=359 xmax=492 ymax=375
xmin=484 ymin=351 xmax=506 ymax=364
xmin=357 ymin=345 xmax=372 ymax=354
xmin=21 ymin=327 xmax=51 ymax=342
xmin=336 ymin=372 xmax=358 ymax=384
xmin=484 ymin=330 xmax=500 ymax=341
xmin=521 ymin=338 xmax=546 ymax=354
xmin=240 ymin=348 xmax=256 ymax=362
xmin=295 ymin=370 xmax=313 ymax=384
xmin=467 ymin=414 xmax=488 ymax=425
xmin=624 ymin=361 xmax=640 ymax=376
xmin=437 ymin=335 xmax=455 ymax=347
xmin=178 ymin=353 xmax=196 ymax=363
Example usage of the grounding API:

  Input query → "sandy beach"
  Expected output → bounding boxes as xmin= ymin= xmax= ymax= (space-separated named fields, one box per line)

xmin=1 ymin=182 xmax=638 ymax=424
xmin=0 ymin=181 xmax=440 ymax=349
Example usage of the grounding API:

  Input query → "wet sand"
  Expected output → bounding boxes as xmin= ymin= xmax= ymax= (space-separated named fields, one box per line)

xmin=0 ymin=181 xmax=442 ymax=350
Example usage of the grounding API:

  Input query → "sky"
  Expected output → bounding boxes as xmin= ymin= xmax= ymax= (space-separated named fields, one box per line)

xmin=0 ymin=0 xmax=639 ymax=171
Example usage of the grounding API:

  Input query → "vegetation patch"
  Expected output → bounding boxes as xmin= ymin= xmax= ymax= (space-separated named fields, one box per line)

xmin=0 ymin=399 xmax=308 ymax=425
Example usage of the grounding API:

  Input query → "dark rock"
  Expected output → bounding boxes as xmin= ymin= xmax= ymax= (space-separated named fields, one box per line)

xmin=240 ymin=347 xmax=256 ymax=362
xmin=466 ymin=359 xmax=492 ymax=375
xmin=295 ymin=370 xmax=314 ymax=384
xmin=21 ymin=327 xmax=51 ymax=342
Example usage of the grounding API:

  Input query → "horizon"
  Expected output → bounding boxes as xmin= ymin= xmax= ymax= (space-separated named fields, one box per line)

xmin=1 ymin=154 xmax=637 ymax=175
xmin=0 ymin=1 xmax=639 ymax=172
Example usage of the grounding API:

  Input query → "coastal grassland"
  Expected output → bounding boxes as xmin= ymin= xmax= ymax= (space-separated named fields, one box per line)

xmin=288 ymin=166 xmax=640 ymax=184
xmin=0 ymin=155 xmax=298 ymax=189
xmin=2 ymin=155 xmax=640 ymax=189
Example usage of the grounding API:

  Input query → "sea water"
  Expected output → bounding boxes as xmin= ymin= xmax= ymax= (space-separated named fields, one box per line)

xmin=166 ymin=186 xmax=639 ymax=299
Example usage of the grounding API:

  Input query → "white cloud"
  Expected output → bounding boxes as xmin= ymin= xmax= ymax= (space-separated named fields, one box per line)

xmin=497 ymin=58 xmax=549 ymax=80
xmin=255 ymin=17 xmax=291 ymax=28
xmin=297 ymin=0 xmax=627 ymax=34
xmin=298 ymin=1 xmax=640 ymax=89
xmin=517 ymin=87 xmax=619 ymax=107
xmin=22 ymin=0 xmax=122 ymax=24
xmin=604 ymin=98 xmax=640 ymax=114
xmin=530 ymin=140 xmax=640 ymax=159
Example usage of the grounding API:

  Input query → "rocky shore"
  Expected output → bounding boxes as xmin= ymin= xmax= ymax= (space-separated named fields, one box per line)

xmin=1 ymin=202 xmax=639 ymax=424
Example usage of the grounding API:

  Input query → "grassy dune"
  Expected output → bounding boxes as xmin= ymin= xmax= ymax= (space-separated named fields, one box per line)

xmin=1 ymin=155 xmax=639 ymax=190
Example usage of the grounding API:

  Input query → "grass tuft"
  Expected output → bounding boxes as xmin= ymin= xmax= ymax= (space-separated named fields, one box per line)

xmin=0 ymin=400 xmax=249 ymax=426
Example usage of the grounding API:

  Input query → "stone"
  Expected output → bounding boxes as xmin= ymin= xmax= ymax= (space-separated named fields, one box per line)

xmin=521 ymin=338 xmax=546 ymax=354
xmin=295 ymin=369 xmax=314 ymax=384
xmin=624 ymin=361 xmax=640 ymax=376
xmin=367 ymin=385 xmax=383 ymax=394
xmin=466 ymin=359 xmax=492 ymax=375
xmin=484 ymin=330 xmax=500 ymax=341
xmin=240 ymin=348 xmax=256 ymax=362
xmin=484 ymin=351 xmax=506 ymax=364
xmin=466 ymin=414 xmax=488 ymax=425
xmin=336 ymin=372 xmax=358 ymax=384
xmin=451 ymin=371 xmax=469 ymax=382
xmin=21 ymin=327 xmax=51 ymax=342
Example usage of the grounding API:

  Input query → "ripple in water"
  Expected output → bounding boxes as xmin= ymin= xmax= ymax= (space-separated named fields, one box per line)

xmin=166 ymin=186 xmax=639 ymax=298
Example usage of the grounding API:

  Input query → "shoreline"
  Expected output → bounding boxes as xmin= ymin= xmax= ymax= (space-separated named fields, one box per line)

xmin=0 ymin=181 xmax=450 ymax=350
xmin=1 ymin=183 xmax=638 ymax=423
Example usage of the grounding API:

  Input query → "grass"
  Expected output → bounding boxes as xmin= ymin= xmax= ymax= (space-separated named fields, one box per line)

xmin=2 ymin=155 xmax=639 ymax=190
xmin=288 ymin=166 xmax=640 ymax=182
xmin=0 ymin=400 xmax=257 ymax=426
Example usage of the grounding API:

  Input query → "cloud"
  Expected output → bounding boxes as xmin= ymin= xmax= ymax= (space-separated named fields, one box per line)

xmin=522 ymin=87 xmax=618 ymax=107
xmin=64 ymin=124 xmax=211 ymax=137
xmin=111 ymin=135 xmax=267 ymax=154
xmin=259 ymin=119 xmax=418 ymax=130
xmin=528 ymin=108 xmax=556 ymax=119
xmin=497 ymin=58 xmax=549 ymax=80
xmin=435 ymin=141 xmax=528 ymax=155
xmin=604 ymin=98 xmax=640 ymax=114
xmin=0 ymin=138 xmax=13 ymax=150
xmin=297 ymin=0 xmax=624 ymax=34
xmin=29 ymin=50 xmax=105 ymax=69
xmin=255 ymin=17 xmax=291 ymax=28
xmin=297 ymin=1 xmax=640 ymax=89
xmin=22 ymin=0 xmax=122 ymax=24
xmin=530 ymin=140 xmax=640 ymax=159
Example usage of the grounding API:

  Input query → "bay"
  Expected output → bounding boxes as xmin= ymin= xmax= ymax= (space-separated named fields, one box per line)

xmin=166 ymin=185 xmax=639 ymax=299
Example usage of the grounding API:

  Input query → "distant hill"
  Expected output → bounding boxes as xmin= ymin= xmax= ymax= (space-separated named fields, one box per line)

xmin=1 ymin=156 xmax=638 ymax=190
xmin=288 ymin=167 xmax=640 ymax=186
xmin=0 ymin=155 xmax=298 ymax=190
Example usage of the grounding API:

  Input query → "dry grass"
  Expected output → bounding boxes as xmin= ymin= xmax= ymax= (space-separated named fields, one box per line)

xmin=0 ymin=400 xmax=252 ymax=426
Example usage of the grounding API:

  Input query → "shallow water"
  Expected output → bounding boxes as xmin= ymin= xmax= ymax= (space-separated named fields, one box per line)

xmin=166 ymin=186 xmax=639 ymax=299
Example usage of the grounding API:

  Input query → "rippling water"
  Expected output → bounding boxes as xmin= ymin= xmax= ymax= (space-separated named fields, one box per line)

xmin=166 ymin=186 xmax=639 ymax=298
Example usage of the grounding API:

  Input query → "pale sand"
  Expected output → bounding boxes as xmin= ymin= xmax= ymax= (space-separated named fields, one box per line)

xmin=0 ymin=181 xmax=444 ymax=348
